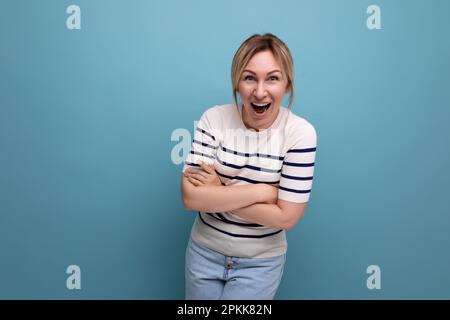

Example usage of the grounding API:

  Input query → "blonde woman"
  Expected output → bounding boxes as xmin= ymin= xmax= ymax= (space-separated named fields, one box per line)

xmin=181 ymin=33 xmax=317 ymax=300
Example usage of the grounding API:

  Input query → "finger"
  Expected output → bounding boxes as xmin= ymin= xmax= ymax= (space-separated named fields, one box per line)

xmin=195 ymin=170 xmax=209 ymax=179
xmin=208 ymin=163 xmax=217 ymax=174
xmin=192 ymin=173 xmax=207 ymax=182
xmin=184 ymin=172 xmax=195 ymax=180
xmin=186 ymin=168 xmax=201 ymax=174
xmin=194 ymin=161 xmax=211 ymax=175
xmin=196 ymin=160 xmax=211 ymax=173
xmin=184 ymin=169 xmax=195 ymax=177
xmin=199 ymin=161 xmax=214 ymax=174
xmin=188 ymin=175 xmax=203 ymax=186
xmin=186 ymin=170 xmax=204 ymax=180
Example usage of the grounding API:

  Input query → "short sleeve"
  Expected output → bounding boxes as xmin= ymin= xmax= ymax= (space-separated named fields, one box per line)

xmin=278 ymin=124 xmax=317 ymax=203
xmin=182 ymin=109 xmax=219 ymax=173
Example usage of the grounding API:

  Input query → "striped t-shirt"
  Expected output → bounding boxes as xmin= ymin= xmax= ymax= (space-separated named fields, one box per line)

xmin=182 ymin=104 xmax=317 ymax=258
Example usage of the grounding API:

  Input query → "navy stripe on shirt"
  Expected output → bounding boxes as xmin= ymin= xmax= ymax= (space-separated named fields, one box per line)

xmin=282 ymin=161 xmax=315 ymax=167
xmin=279 ymin=186 xmax=311 ymax=194
xmin=216 ymin=171 xmax=279 ymax=185
xmin=216 ymin=154 xmax=282 ymax=173
xmin=193 ymin=139 xmax=217 ymax=150
xmin=280 ymin=173 xmax=313 ymax=181
xmin=287 ymin=147 xmax=316 ymax=153
xmin=219 ymin=143 xmax=285 ymax=160
xmin=196 ymin=127 xmax=216 ymax=141
xmin=198 ymin=213 xmax=282 ymax=238
xmin=206 ymin=212 xmax=263 ymax=227
xmin=190 ymin=150 xmax=215 ymax=159
xmin=185 ymin=161 xmax=200 ymax=167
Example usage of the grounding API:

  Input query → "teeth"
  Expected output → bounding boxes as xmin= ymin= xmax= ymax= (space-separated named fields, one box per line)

xmin=252 ymin=102 xmax=271 ymax=107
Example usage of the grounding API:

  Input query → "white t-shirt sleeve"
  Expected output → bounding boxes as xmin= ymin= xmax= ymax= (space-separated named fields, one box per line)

xmin=278 ymin=123 xmax=317 ymax=203
xmin=182 ymin=108 xmax=219 ymax=173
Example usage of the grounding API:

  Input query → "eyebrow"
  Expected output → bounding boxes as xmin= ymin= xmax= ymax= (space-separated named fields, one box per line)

xmin=243 ymin=69 xmax=282 ymax=75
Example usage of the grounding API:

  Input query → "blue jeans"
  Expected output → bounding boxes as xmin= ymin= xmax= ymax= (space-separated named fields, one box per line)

xmin=185 ymin=237 xmax=286 ymax=300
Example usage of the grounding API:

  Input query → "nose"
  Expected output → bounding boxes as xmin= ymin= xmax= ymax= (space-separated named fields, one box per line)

xmin=253 ymin=81 xmax=267 ymax=100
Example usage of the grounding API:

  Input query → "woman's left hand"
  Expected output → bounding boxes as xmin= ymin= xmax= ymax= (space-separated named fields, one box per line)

xmin=184 ymin=161 xmax=222 ymax=187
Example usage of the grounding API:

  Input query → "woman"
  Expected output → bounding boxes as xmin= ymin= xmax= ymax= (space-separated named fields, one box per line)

xmin=181 ymin=33 xmax=317 ymax=300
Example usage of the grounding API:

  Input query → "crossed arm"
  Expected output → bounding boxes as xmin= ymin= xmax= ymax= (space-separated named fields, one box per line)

xmin=181 ymin=161 xmax=307 ymax=230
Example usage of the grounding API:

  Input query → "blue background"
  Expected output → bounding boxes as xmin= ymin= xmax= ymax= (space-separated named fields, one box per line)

xmin=1 ymin=0 xmax=449 ymax=299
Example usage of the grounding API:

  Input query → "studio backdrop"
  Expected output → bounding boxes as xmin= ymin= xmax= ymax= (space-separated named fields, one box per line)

xmin=1 ymin=0 xmax=449 ymax=299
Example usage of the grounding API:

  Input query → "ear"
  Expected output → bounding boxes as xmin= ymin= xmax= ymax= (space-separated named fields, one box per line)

xmin=285 ymin=83 xmax=291 ymax=95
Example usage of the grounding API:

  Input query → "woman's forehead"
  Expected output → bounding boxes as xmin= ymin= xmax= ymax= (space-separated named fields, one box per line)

xmin=244 ymin=51 xmax=283 ymax=74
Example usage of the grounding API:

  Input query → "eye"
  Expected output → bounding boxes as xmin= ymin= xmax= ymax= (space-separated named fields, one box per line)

xmin=244 ymin=75 xmax=255 ymax=81
xmin=268 ymin=76 xmax=279 ymax=81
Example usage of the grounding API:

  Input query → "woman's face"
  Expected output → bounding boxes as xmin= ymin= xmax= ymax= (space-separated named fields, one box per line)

xmin=238 ymin=50 xmax=289 ymax=130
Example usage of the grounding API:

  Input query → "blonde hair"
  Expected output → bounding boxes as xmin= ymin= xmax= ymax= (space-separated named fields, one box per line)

xmin=231 ymin=33 xmax=295 ymax=110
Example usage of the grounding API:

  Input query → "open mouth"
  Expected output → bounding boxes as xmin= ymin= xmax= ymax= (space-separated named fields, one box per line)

xmin=250 ymin=102 xmax=271 ymax=114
